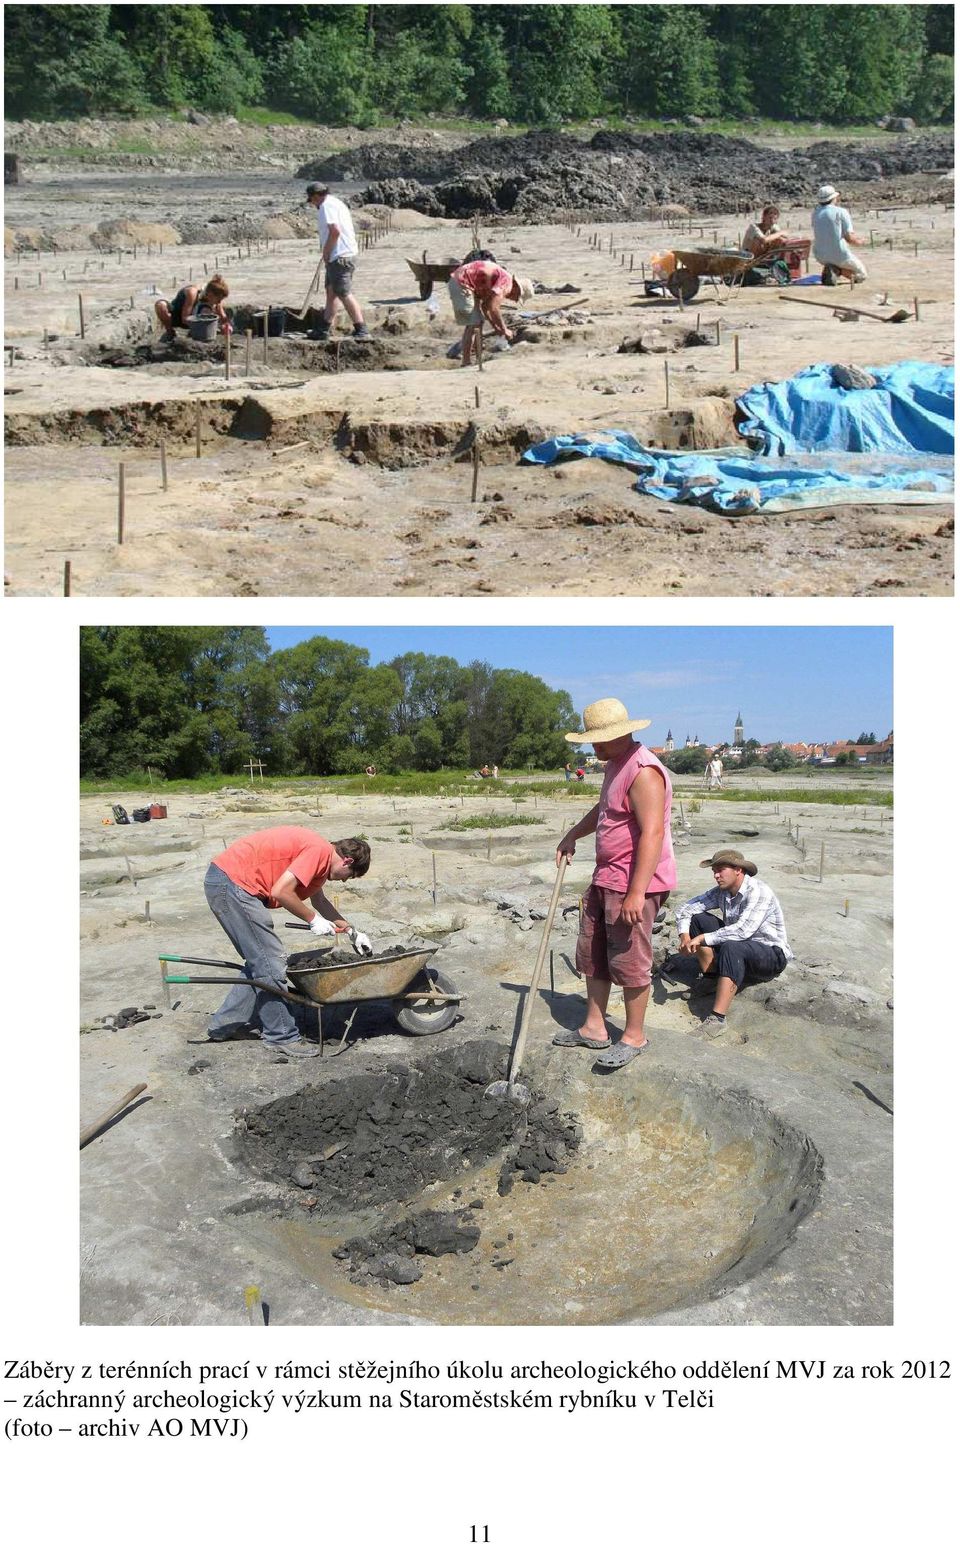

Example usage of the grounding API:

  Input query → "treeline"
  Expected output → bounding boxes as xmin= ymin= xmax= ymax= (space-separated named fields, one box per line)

xmin=6 ymin=5 xmax=954 ymax=126
xmin=79 ymin=628 xmax=580 ymax=779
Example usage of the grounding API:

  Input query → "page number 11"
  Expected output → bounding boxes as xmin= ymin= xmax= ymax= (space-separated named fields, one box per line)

xmin=470 ymin=1529 xmax=489 ymax=1542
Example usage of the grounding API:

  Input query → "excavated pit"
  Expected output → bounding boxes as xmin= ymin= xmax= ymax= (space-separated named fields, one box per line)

xmin=236 ymin=1039 xmax=822 ymax=1324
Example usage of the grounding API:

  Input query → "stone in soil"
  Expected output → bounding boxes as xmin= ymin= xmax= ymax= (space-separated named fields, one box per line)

xmin=237 ymin=1040 xmax=581 ymax=1215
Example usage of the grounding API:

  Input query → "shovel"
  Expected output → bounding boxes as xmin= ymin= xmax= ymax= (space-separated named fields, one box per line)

xmin=485 ymin=856 xmax=569 ymax=1107
xmin=778 ymin=294 xmax=911 ymax=323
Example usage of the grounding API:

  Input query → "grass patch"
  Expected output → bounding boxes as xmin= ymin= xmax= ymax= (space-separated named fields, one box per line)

xmin=710 ymin=788 xmax=892 ymax=807
xmin=79 ymin=770 xmax=602 ymax=799
xmin=441 ymin=812 xmax=546 ymax=831
xmin=235 ymin=106 xmax=317 ymax=127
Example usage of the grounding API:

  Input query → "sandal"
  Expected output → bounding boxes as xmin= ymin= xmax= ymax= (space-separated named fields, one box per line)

xmin=552 ymin=1028 xmax=612 ymax=1050
xmin=593 ymin=1040 xmax=649 ymax=1070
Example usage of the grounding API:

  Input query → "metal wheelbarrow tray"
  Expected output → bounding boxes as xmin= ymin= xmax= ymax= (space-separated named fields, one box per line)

xmin=406 ymin=254 xmax=459 ymax=299
xmin=668 ymin=247 xmax=756 ymax=302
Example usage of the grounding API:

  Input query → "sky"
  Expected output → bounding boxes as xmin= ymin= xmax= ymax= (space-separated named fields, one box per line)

xmin=265 ymin=626 xmax=892 ymax=745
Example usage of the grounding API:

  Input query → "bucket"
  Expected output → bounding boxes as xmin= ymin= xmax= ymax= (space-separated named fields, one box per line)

xmin=254 ymin=308 xmax=287 ymax=338
xmin=187 ymin=313 xmax=218 ymax=342
xmin=149 ymin=802 xmax=168 ymax=819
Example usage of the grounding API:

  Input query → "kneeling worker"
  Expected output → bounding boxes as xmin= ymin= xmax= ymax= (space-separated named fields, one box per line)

xmin=155 ymin=274 xmax=230 ymax=342
xmin=203 ymin=826 xmax=372 ymax=1057
xmin=673 ymin=849 xmax=791 ymax=1038
xmin=812 ymin=184 xmax=867 ymax=285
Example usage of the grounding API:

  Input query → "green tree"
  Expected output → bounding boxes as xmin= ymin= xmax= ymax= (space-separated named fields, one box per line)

xmin=614 ymin=5 xmax=720 ymax=118
xmin=5 ymin=5 xmax=147 ymax=117
xmin=264 ymin=9 xmax=371 ymax=124
xmin=765 ymin=745 xmax=797 ymax=771
xmin=664 ymin=746 xmax=708 ymax=774
xmin=856 ymin=731 xmax=877 ymax=744
xmin=465 ymin=21 xmax=513 ymax=117
xmin=912 ymin=53 xmax=954 ymax=123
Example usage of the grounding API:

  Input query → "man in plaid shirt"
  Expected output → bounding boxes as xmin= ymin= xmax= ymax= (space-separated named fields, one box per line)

xmin=673 ymin=848 xmax=792 ymax=1038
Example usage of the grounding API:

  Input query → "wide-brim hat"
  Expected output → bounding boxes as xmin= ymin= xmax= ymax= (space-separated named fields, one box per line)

xmin=816 ymin=184 xmax=839 ymax=204
xmin=699 ymin=848 xmax=758 ymax=877
xmin=565 ymin=697 xmax=651 ymax=744
xmin=512 ymin=273 xmax=535 ymax=300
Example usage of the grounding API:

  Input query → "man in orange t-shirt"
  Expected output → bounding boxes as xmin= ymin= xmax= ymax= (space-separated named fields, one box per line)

xmin=203 ymin=827 xmax=372 ymax=1058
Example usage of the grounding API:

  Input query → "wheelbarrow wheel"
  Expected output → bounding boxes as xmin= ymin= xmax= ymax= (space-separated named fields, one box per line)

xmin=394 ymin=967 xmax=459 ymax=1036
xmin=667 ymin=268 xmax=700 ymax=302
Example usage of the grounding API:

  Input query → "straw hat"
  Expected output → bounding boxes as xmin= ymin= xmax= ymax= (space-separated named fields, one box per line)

xmin=564 ymin=698 xmax=651 ymax=745
xmin=699 ymin=848 xmax=758 ymax=877
xmin=816 ymin=184 xmax=839 ymax=204
xmin=513 ymin=273 xmax=535 ymax=300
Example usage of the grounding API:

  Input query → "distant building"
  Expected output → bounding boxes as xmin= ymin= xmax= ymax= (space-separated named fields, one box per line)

xmin=734 ymin=711 xmax=744 ymax=748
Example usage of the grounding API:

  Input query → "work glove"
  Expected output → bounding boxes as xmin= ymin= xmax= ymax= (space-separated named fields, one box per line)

xmin=352 ymin=931 xmax=374 ymax=957
xmin=308 ymin=915 xmax=337 ymax=937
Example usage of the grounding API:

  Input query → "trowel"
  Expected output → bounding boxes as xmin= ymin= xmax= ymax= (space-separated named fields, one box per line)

xmin=484 ymin=856 xmax=569 ymax=1107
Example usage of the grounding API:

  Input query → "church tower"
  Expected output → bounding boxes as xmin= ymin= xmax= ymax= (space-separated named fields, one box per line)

xmin=665 ymin=728 xmax=674 ymax=752
xmin=734 ymin=711 xmax=744 ymax=747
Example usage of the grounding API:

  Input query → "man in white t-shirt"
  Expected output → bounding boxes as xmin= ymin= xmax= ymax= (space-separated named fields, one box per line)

xmin=305 ymin=182 xmax=370 ymax=340
xmin=811 ymin=184 xmax=868 ymax=285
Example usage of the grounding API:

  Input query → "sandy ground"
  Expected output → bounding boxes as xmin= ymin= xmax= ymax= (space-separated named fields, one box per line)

xmin=5 ymin=188 xmax=953 ymax=597
xmin=79 ymin=773 xmax=893 ymax=1326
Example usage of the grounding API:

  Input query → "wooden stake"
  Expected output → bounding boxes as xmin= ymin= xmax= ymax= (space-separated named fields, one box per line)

xmin=63 ymin=560 xmax=71 ymax=597
xmin=663 ymin=359 xmax=670 ymax=408
xmin=78 ymin=293 xmax=86 ymax=338
xmin=715 ymin=319 xmax=721 ymax=346
xmin=263 ymin=306 xmax=269 ymax=364
xmin=734 ymin=333 xmax=740 ymax=370
xmin=117 ymin=463 xmax=126 ymax=544
xmin=195 ymin=402 xmax=202 ymax=458
xmin=474 ymin=384 xmax=481 ymax=409
xmin=913 ymin=297 xmax=921 ymax=321
xmin=160 ymin=439 xmax=168 ymax=490
xmin=245 ymin=328 xmax=252 ymax=374
xmin=471 ymin=445 xmax=481 ymax=501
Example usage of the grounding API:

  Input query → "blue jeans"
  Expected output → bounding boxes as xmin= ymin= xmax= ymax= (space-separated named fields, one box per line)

xmin=203 ymin=864 xmax=314 ymax=1044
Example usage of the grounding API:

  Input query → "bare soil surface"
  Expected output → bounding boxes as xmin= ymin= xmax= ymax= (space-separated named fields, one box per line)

xmin=5 ymin=119 xmax=953 ymax=597
xmin=79 ymin=775 xmax=892 ymax=1326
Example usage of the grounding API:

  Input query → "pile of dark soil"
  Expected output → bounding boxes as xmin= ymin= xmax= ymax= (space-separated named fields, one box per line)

xmin=299 ymin=128 xmax=954 ymax=221
xmin=236 ymin=1040 xmax=581 ymax=1214
xmin=286 ymin=943 xmax=412 ymax=971
xmin=333 ymin=1208 xmax=481 ymax=1286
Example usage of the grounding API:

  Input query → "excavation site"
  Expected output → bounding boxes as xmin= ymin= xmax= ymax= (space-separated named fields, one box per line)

xmin=5 ymin=124 xmax=954 ymax=597
xmin=78 ymin=771 xmax=892 ymax=1327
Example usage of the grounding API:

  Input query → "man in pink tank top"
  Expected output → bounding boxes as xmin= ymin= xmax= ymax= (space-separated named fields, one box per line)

xmin=554 ymin=699 xmax=676 ymax=1071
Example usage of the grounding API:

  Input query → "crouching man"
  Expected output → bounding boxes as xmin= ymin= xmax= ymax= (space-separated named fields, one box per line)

xmin=673 ymin=849 xmax=791 ymax=1038
xmin=203 ymin=826 xmax=372 ymax=1058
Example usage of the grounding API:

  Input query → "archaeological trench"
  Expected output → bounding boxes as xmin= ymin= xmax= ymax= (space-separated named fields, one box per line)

xmin=5 ymin=127 xmax=954 ymax=596
xmin=78 ymin=777 xmax=893 ymax=1326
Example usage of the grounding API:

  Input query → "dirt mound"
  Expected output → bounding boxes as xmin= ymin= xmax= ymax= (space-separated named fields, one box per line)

xmin=334 ymin=1208 xmax=481 ymax=1286
xmin=236 ymin=1040 xmax=581 ymax=1213
xmin=335 ymin=128 xmax=955 ymax=220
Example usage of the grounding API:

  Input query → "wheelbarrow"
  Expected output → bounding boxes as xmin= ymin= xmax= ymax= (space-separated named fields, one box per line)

xmin=406 ymin=252 xmax=459 ymax=300
xmin=666 ymin=247 xmax=757 ymax=303
xmin=158 ymin=936 xmax=460 ymax=1054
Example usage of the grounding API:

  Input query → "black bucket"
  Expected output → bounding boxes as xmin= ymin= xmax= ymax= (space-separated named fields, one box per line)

xmin=254 ymin=309 xmax=287 ymax=338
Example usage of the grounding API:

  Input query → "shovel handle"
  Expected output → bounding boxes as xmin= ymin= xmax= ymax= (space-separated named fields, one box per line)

xmin=80 ymin=1083 xmax=147 ymax=1149
xmin=509 ymin=857 xmax=569 ymax=1086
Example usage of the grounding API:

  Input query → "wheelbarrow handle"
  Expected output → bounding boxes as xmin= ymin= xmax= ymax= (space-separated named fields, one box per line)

xmin=162 ymin=974 xmax=313 ymax=1009
xmin=159 ymin=953 xmax=245 ymax=970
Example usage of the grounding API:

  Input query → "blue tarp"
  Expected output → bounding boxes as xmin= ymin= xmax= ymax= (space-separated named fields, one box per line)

xmin=737 ymin=361 xmax=954 ymax=456
xmin=521 ymin=361 xmax=954 ymax=513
